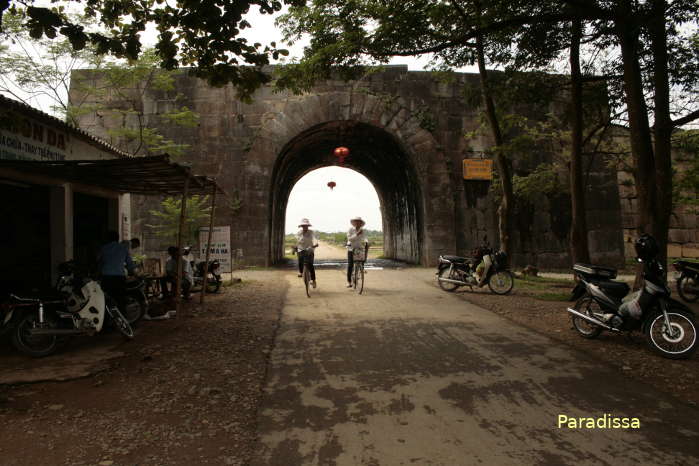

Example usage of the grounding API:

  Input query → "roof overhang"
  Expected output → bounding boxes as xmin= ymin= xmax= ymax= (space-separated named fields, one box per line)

xmin=0 ymin=155 xmax=225 ymax=196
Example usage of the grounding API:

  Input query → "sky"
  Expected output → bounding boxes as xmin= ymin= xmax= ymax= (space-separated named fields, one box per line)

xmin=285 ymin=167 xmax=382 ymax=234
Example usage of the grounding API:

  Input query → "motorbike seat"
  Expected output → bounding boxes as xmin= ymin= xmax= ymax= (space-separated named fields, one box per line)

xmin=676 ymin=260 xmax=699 ymax=272
xmin=442 ymin=255 xmax=470 ymax=263
xmin=596 ymin=280 xmax=630 ymax=300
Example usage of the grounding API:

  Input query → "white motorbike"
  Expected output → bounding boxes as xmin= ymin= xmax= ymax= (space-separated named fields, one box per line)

xmin=12 ymin=262 xmax=134 ymax=357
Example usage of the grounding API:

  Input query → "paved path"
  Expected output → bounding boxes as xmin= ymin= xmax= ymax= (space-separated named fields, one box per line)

xmin=252 ymin=268 xmax=699 ymax=466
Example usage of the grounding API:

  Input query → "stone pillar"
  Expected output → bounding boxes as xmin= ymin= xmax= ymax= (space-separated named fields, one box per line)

xmin=119 ymin=193 xmax=131 ymax=240
xmin=49 ymin=184 xmax=73 ymax=283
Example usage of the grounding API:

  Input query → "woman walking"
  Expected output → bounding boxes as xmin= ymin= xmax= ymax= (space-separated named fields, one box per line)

xmin=346 ymin=216 xmax=369 ymax=288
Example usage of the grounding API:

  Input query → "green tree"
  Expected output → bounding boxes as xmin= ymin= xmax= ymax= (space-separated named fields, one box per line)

xmin=1 ymin=9 xmax=200 ymax=158
xmin=0 ymin=0 xmax=295 ymax=100
xmin=147 ymin=195 xmax=212 ymax=246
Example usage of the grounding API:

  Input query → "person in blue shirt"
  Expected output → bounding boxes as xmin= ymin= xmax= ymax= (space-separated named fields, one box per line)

xmin=98 ymin=230 xmax=135 ymax=315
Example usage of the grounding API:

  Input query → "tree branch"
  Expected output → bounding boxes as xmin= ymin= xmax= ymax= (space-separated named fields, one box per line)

xmin=671 ymin=110 xmax=699 ymax=128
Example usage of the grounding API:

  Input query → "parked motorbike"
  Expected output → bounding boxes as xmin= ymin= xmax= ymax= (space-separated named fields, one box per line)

xmin=191 ymin=259 xmax=222 ymax=293
xmin=11 ymin=262 xmax=134 ymax=357
xmin=673 ymin=260 xmax=699 ymax=303
xmin=436 ymin=240 xmax=514 ymax=295
xmin=567 ymin=234 xmax=697 ymax=359
xmin=124 ymin=275 xmax=149 ymax=324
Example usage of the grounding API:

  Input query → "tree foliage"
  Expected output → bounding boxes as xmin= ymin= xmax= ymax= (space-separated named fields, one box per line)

xmin=1 ymin=0 xmax=299 ymax=100
xmin=147 ymin=195 xmax=212 ymax=246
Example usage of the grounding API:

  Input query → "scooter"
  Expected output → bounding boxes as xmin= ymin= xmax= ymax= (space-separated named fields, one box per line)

xmin=192 ymin=259 xmax=222 ymax=293
xmin=436 ymin=239 xmax=514 ymax=295
xmin=11 ymin=262 xmax=134 ymax=357
xmin=566 ymin=235 xmax=697 ymax=359
xmin=673 ymin=259 xmax=699 ymax=303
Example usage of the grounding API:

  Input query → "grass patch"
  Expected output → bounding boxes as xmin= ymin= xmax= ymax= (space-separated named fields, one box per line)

xmin=533 ymin=291 xmax=571 ymax=302
xmin=516 ymin=275 xmax=573 ymax=293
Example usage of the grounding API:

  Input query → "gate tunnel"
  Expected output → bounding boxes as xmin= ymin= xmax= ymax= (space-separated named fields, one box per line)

xmin=269 ymin=121 xmax=423 ymax=264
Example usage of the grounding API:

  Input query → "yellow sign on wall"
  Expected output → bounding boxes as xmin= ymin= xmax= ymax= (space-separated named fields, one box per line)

xmin=463 ymin=159 xmax=493 ymax=180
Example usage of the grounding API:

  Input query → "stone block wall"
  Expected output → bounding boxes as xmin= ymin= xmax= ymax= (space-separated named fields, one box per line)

xmin=617 ymin=138 xmax=699 ymax=260
xmin=70 ymin=66 xmax=626 ymax=268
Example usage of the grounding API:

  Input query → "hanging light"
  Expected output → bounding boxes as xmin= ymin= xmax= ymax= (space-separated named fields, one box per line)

xmin=333 ymin=146 xmax=350 ymax=166
xmin=327 ymin=181 xmax=336 ymax=190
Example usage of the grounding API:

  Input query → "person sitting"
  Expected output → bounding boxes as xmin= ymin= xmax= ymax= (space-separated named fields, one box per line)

xmin=296 ymin=218 xmax=319 ymax=288
xmin=161 ymin=246 xmax=192 ymax=300
xmin=346 ymin=216 xmax=369 ymax=288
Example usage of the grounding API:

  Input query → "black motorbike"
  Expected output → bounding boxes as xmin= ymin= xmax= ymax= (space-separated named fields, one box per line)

xmin=673 ymin=259 xmax=699 ymax=303
xmin=567 ymin=235 xmax=697 ymax=359
xmin=191 ymin=259 xmax=222 ymax=293
xmin=436 ymin=242 xmax=514 ymax=295
xmin=124 ymin=275 xmax=149 ymax=324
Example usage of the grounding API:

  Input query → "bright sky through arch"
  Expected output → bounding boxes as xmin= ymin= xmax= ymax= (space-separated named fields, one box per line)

xmin=285 ymin=167 xmax=382 ymax=234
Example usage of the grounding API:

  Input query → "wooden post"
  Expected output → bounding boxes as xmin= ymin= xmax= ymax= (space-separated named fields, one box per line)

xmin=175 ymin=175 xmax=190 ymax=315
xmin=200 ymin=183 xmax=217 ymax=304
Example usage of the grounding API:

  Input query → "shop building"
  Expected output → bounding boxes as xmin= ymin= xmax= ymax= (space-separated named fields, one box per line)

xmin=0 ymin=96 xmax=131 ymax=292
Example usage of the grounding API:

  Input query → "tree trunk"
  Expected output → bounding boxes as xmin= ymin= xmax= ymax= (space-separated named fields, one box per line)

xmin=616 ymin=19 xmax=656 ymax=286
xmin=650 ymin=0 xmax=672 ymax=270
xmin=569 ymin=18 xmax=591 ymax=265
xmin=475 ymin=31 xmax=513 ymax=259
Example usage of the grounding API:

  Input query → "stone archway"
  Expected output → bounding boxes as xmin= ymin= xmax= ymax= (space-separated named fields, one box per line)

xmin=270 ymin=121 xmax=422 ymax=264
xmin=245 ymin=91 xmax=457 ymax=266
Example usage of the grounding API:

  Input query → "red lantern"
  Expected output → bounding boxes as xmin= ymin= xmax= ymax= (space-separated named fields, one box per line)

xmin=333 ymin=146 xmax=350 ymax=166
xmin=327 ymin=181 xmax=336 ymax=190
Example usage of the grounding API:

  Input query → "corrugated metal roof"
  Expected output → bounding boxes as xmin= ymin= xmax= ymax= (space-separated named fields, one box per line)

xmin=0 ymin=94 xmax=132 ymax=159
xmin=0 ymin=154 xmax=225 ymax=196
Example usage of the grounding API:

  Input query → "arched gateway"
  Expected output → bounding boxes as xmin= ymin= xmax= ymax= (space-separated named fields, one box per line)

xmin=73 ymin=66 xmax=626 ymax=268
xmin=247 ymin=91 xmax=455 ymax=266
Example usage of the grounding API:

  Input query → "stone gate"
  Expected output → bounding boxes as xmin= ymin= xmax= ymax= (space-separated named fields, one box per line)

xmin=72 ymin=65 xmax=626 ymax=268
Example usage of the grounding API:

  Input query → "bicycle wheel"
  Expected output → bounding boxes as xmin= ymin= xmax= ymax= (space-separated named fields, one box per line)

xmin=107 ymin=305 xmax=135 ymax=339
xmin=357 ymin=262 xmax=365 ymax=294
xmin=303 ymin=264 xmax=311 ymax=298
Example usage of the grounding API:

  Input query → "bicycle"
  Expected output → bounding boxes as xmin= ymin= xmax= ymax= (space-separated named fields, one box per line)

xmin=352 ymin=244 xmax=369 ymax=294
xmin=297 ymin=246 xmax=317 ymax=297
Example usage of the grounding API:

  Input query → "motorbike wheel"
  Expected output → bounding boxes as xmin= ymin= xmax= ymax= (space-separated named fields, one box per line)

xmin=12 ymin=313 xmax=58 ymax=357
xmin=108 ymin=306 xmax=135 ymax=339
xmin=645 ymin=308 xmax=697 ymax=359
xmin=488 ymin=270 xmax=514 ymax=295
xmin=677 ymin=275 xmax=699 ymax=303
xmin=571 ymin=296 xmax=604 ymax=339
xmin=206 ymin=276 xmax=222 ymax=294
xmin=437 ymin=267 xmax=460 ymax=292
xmin=124 ymin=295 xmax=147 ymax=325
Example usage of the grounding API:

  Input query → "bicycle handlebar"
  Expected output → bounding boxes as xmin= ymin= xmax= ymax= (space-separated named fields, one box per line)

xmin=9 ymin=294 xmax=40 ymax=303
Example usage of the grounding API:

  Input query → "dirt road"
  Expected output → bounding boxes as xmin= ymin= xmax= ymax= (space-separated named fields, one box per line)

xmin=312 ymin=240 xmax=347 ymax=260
xmin=252 ymin=268 xmax=699 ymax=465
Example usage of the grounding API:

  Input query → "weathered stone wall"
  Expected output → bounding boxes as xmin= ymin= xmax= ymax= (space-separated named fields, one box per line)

xmin=71 ymin=65 xmax=626 ymax=268
xmin=616 ymin=131 xmax=699 ymax=260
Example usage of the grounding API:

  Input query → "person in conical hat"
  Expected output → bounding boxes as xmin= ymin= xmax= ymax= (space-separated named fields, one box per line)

xmin=296 ymin=218 xmax=318 ymax=287
xmin=346 ymin=216 xmax=369 ymax=288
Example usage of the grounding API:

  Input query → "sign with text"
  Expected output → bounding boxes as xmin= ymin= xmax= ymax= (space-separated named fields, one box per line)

xmin=463 ymin=159 xmax=493 ymax=181
xmin=0 ymin=114 xmax=69 ymax=161
xmin=199 ymin=226 xmax=232 ymax=273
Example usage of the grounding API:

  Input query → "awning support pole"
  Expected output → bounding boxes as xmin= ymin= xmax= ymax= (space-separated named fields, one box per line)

xmin=175 ymin=175 xmax=190 ymax=315
xmin=200 ymin=184 xmax=217 ymax=304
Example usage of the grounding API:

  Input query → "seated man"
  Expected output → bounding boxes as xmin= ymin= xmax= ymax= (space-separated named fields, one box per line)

xmin=161 ymin=246 xmax=193 ymax=300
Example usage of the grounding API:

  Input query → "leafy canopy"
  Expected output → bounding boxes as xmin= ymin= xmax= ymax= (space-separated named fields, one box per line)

xmin=1 ymin=0 xmax=301 ymax=100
